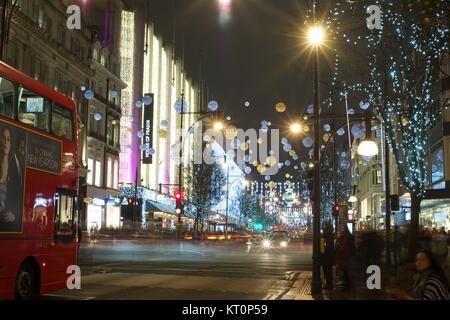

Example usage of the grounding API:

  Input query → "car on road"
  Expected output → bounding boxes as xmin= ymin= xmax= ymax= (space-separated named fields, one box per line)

xmin=266 ymin=230 xmax=290 ymax=248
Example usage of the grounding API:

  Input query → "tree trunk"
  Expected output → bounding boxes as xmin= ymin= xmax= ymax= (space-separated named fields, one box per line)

xmin=408 ymin=191 xmax=421 ymax=261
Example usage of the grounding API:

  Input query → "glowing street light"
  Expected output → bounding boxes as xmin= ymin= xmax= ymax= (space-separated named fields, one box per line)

xmin=358 ymin=139 xmax=379 ymax=157
xmin=290 ymin=122 xmax=302 ymax=134
xmin=348 ymin=195 xmax=358 ymax=203
xmin=308 ymin=25 xmax=325 ymax=46
xmin=213 ymin=122 xmax=224 ymax=131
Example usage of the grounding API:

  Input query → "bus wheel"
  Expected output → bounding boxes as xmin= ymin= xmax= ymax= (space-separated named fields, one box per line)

xmin=15 ymin=261 xmax=36 ymax=300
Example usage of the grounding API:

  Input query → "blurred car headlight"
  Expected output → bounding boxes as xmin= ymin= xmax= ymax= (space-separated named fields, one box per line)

xmin=263 ymin=240 xmax=271 ymax=248
xmin=280 ymin=241 xmax=287 ymax=247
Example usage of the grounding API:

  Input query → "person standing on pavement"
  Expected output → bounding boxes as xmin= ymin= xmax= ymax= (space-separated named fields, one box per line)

xmin=320 ymin=223 xmax=335 ymax=290
xmin=335 ymin=227 xmax=355 ymax=291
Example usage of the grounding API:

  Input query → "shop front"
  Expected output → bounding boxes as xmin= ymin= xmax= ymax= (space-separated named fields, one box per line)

xmin=420 ymin=199 xmax=450 ymax=230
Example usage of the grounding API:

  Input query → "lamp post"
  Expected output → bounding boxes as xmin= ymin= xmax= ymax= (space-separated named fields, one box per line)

xmin=308 ymin=23 xmax=324 ymax=296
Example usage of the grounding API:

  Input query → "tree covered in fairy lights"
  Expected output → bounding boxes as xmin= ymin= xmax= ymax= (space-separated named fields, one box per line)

xmin=326 ymin=0 xmax=449 ymax=257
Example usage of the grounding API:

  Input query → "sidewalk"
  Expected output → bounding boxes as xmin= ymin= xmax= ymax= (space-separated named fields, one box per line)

xmin=284 ymin=269 xmax=387 ymax=300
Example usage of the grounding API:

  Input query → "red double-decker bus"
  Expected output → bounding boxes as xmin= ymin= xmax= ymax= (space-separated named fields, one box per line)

xmin=0 ymin=61 xmax=79 ymax=299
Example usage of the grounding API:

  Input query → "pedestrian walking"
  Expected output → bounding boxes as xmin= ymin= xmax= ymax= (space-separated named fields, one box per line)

xmin=335 ymin=227 xmax=355 ymax=291
xmin=320 ymin=223 xmax=335 ymax=290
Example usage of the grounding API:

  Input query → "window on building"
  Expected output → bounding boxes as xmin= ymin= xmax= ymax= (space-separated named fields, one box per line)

xmin=87 ymin=158 xmax=94 ymax=185
xmin=0 ymin=77 xmax=15 ymax=119
xmin=18 ymin=86 xmax=50 ymax=132
xmin=114 ymin=160 xmax=119 ymax=189
xmin=93 ymin=48 xmax=99 ymax=61
xmin=52 ymin=104 xmax=73 ymax=141
xmin=95 ymin=160 xmax=101 ymax=187
xmin=37 ymin=7 xmax=45 ymax=29
xmin=5 ymin=41 xmax=17 ymax=67
xmin=107 ymin=117 xmax=114 ymax=145
xmin=113 ymin=122 xmax=119 ymax=148
xmin=374 ymin=170 xmax=382 ymax=185
xmin=107 ymin=158 xmax=112 ymax=188
xmin=100 ymin=55 xmax=106 ymax=67
xmin=53 ymin=71 xmax=65 ymax=93
xmin=431 ymin=143 xmax=444 ymax=188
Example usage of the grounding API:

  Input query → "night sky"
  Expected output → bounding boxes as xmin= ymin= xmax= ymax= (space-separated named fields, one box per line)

xmin=144 ymin=0 xmax=348 ymax=180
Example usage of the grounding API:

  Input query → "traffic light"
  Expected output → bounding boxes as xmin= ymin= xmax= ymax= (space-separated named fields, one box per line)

xmin=174 ymin=191 xmax=183 ymax=214
xmin=333 ymin=204 xmax=340 ymax=217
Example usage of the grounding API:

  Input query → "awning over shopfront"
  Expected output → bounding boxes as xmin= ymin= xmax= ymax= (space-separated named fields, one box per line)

xmin=145 ymin=200 xmax=176 ymax=215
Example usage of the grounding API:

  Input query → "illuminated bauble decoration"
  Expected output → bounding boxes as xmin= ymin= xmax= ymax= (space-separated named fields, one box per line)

xmin=160 ymin=120 xmax=169 ymax=127
xmin=323 ymin=133 xmax=331 ymax=143
xmin=275 ymin=102 xmax=287 ymax=113
xmin=307 ymin=104 xmax=314 ymax=114
xmin=225 ymin=125 xmax=238 ymax=140
xmin=277 ymin=163 xmax=283 ymax=169
xmin=240 ymin=143 xmax=249 ymax=151
xmin=351 ymin=123 xmax=364 ymax=138
xmin=341 ymin=152 xmax=347 ymax=158
xmin=226 ymin=116 xmax=231 ymax=121
xmin=269 ymin=150 xmax=274 ymax=155
xmin=323 ymin=124 xmax=331 ymax=132
xmin=203 ymin=135 xmax=211 ymax=142
xmin=337 ymin=128 xmax=346 ymax=136
xmin=158 ymin=129 xmax=168 ymax=138
xmin=266 ymin=156 xmax=277 ymax=167
xmin=267 ymin=121 xmax=271 ymax=127
xmin=303 ymin=124 xmax=311 ymax=133
xmin=257 ymin=138 xmax=263 ymax=144
xmin=244 ymin=166 xmax=252 ymax=174
xmin=348 ymin=108 xmax=355 ymax=115
xmin=359 ymin=101 xmax=370 ymax=110
xmin=112 ymin=119 xmax=118 ymax=125
xmin=137 ymin=131 xmax=144 ymax=138
xmin=135 ymin=100 xmax=143 ymax=108
xmin=80 ymin=86 xmax=87 ymax=92
xmin=294 ymin=166 xmax=298 ymax=170
xmin=293 ymin=155 xmax=298 ymax=161
xmin=148 ymin=148 xmax=155 ymax=155
xmin=94 ymin=113 xmax=102 ymax=121
xmin=244 ymin=101 xmax=250 ymax=108
xmin=252 ymin=161 xmax=258 ymax=167
xmin=283 ymin=144 xmax=292 ymax=152
xmin=261 ymin=120 xmax=268 ymax=127
xmin=231 ymin=139 xmax=240 ymax=149
xmin=139 ymin=144 xmax=148 ymax=151
xmin=289 ymin=150 xmax=296 ymax=157
xmin=208 ymin=100 xmax=219 ymax=112
xmin=143 ymin=95 xmax=153 ymax=106
xmin=265 ymin=175 xmax=271 ymax=181
xmin=285 ymin=173 xmax=290 ymax=179
xmin=84 ymin=90 xmax=94 ymax=100
xmin=175 ymin=100 xmax=188 ymax=113
xmin=309 ymin=149 xmax=314 ymax=157
xmin=285 ymin=160 xmax=291 ymax=167
xmin=402 ymin=118 xmax=408 ymax=126
xmin=301 ymin=162 xmax=307 ymax=169
xmin=111 ymin=90 xmax=119 ymax=98
xmin=303 ymin=137 xmax=313 ymax=148
xmin=268 ymin=181 xmax=276 ymax=189
xmin=257 ymin=164 xmax=267 ymax=174
xmin=281 ymin=138 xmax=288 ymax=145
xmin=340 ymin=160 xmax=351 ymax=170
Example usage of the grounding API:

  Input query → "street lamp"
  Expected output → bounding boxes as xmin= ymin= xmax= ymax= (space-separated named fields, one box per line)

xmin=290 ymin=122 xmax=302 ymax=134
xmin=214 ymin=121 xmax=225 ymax=131
xmin=357 ymin=116 xmax=379 ymax=156
xmin=308 ymin=21 xmax=325 ymax=296
xmin=348 ymin=195 xmax=358 ymax=203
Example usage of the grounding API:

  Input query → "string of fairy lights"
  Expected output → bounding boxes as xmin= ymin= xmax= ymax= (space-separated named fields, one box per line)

xmin=326 ymin=0 xmax=449 ymax=198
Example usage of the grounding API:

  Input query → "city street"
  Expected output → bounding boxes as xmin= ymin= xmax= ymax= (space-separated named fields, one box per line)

xmin=42 ymin=239 xmax=312 ymax=300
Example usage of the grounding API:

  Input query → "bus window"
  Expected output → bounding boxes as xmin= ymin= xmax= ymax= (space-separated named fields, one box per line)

xmin=0 ymin=77 xmax=15 ymax=118
xmin=17 ymin=86 xmax=50 ymax=132
xmin=55 ymin=192 xmax=74 ymax=240
xmin=52 ymin=104 xmax=73 ymax=141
